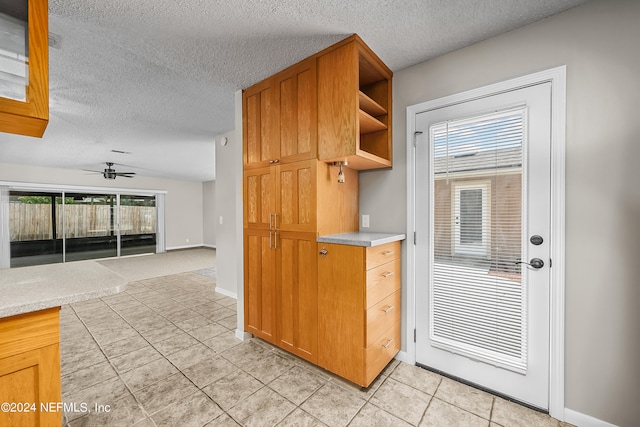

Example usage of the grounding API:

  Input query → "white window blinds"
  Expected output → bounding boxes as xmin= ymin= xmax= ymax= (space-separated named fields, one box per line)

xmin=429 ymin=108 xmax=528 ymax=373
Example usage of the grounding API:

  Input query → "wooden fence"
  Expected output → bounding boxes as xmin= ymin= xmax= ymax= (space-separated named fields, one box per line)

xmin=9 ymin=204 xmax=156 ymax=241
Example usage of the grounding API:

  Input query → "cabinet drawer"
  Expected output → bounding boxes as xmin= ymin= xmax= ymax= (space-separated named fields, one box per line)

xmin=366 ymin=241 xmax=400 ymax=270
xmin=364 ymin=321 xmax=400 ymax=386
xmin=366 ymin=291 xmax=400 ymax=347
xmin=366 ymin=258 xmax=400 ymax=309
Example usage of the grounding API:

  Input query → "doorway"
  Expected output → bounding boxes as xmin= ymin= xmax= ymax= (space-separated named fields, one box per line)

xmin=407 ymin=68 xmax=568 ymax=412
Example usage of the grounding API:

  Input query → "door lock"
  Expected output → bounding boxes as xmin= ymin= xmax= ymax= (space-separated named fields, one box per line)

xmin=515 ymin=258 xmax=544 ymax=269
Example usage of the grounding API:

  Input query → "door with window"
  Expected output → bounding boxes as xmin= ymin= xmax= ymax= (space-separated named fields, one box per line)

xmin=414 ymin=83 xmax=551 ymax=409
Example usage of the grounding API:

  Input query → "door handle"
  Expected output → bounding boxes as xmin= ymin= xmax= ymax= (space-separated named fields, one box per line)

xmin=515 ymin=258 xmax=544 ymax=269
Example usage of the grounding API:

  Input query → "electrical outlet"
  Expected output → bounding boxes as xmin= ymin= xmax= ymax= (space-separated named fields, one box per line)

xmin=219 ymin=216 xmax=223 ymax=225
xmin=186 ymin=238 xmax=190 ymax=243
xmin=362 ymin=214 xmax=370 ymax=228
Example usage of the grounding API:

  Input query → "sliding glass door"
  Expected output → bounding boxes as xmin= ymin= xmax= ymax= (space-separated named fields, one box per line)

xmin=9 ymin=191 xmax=64 ymax=267
xmin=120 ymin=195 xmax=156 ymax=256
xmin=5 ymin=188 xmax=160 ymax=267
xmin=63 ymin=193 xmax=118 ymax=262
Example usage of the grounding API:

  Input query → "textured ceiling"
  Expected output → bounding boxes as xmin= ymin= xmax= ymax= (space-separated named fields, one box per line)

xmin=0 ymin=0 xmax=590 ymax=182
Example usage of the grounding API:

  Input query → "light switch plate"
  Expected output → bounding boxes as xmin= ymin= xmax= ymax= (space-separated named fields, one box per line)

xmin=362 ymin=214 xmax=370 ymax=228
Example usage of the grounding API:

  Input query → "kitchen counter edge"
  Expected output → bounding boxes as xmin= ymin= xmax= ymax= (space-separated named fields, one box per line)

xmin=317 ymin=232 xmax=406 ymax=247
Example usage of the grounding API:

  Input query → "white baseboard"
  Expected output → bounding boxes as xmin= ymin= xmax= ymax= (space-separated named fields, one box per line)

xmin=203 ymin=244 xmax=216 ymax=249
xmin=215 ymin=287 xmax=237 ymax=299
xmin=565 ymin=408 xmax=618 ymax=427
xmin=394 ymin=350 xmax=412 ymax=364
xmin=166 ymin=244 xmax=204 ymax=251
xmin=235 ymin=329 xmax=251 ymax=341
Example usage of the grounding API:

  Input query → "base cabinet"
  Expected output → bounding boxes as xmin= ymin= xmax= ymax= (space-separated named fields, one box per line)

xmin=0 ymin=307 xmax=61 ymax=427
xmin=317 ymin=241 xmax=401 ymax=387
xmin=244 ymin=229 xmax=319 ymax=363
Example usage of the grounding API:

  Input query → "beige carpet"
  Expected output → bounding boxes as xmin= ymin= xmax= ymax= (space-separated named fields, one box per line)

xmin=98 ymin=248 xmax=216 ymax=281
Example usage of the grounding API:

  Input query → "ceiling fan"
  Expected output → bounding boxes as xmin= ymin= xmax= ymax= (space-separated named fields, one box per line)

xmin=84 ymin=162 xmax=136 ymax=179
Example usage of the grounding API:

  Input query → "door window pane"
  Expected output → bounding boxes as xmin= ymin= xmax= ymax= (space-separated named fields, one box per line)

xmin=9 ymin=191 xmax=63 ymax=267
xmin=64 ymin=193 xmax=117 ymax=262
xmin=120 ymin=195 xmax=156 ymax=256
xmin=430 ymin=109 xmax=527 ymax=371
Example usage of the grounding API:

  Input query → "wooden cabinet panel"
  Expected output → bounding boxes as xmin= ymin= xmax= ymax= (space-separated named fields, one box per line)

xmin=244 ymin=167 xmax=276 ymax=229
xmin=277 ymin=160 xmax=317 ymax=232
xmin=366 ymin=258 xmax=401 ymax=309
xmin=277 ymin=232 xmax=318 ymax=363
xmin=366 ymin=241 xmax=400 ymax=270
xmin=243 ymin=78 xmax=277 ymax=169
xmin=317 ymin=241 xmax=401 ymax=387
xmin=317 ymin=243 xmax=365 ymax=382
xmin=317 ymin=42 xmax=359 ymax=162
xmin=244 ymin=229 xmax=277 ymax=344
xmin=0 ymin=308 xmax=61 ymax=427
xmin=0 ymin=344 xmax=61 ymax=427
xmin=277 ymin=57 xmax=317 ymax=163
xmin=364 ymin=321 xmax=400 ymax=385
xmin=366 ymin=291 xmax=400 ymax=347
xmin=0 ymin=0 xmax=49 ymax=138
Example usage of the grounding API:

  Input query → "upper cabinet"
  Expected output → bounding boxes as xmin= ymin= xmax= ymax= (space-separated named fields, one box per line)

xmin=243 ymin=57 xmax=317 ymax=169
xmin=0 ymin=0 xmax=49 ymax=138
xmin=317 ymin=35 xmax=392 ymax=170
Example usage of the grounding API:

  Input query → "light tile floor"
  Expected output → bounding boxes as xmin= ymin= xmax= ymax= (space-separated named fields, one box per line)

xmin=61 ymin=271 xmax=572 ymax=427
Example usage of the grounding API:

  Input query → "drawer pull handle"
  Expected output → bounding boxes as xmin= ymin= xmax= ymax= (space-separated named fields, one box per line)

xmin=382 ymin=338 xmax=394 ymax=348
xmin=382 ymin=250 xmax=394 ymax=256
xmin=382 ymin=305 xmax=394 ymax=314
xmin=381 ymin=271 xmax=394 ymax=278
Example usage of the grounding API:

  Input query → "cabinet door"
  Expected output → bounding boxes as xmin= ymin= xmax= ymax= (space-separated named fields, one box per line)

xmin=276 ymin=231 xmax=317 ymax=363
xmin=276 ymin=57 xmax=317 ymax=164
xmin=244 ymin=166 xmax=276 ymax=229
xmin=317 ymin=242 xmax=366 ymax=384
xmin=244 ymin=229 xmax=277 ymax=344
xmin=277 ymin=160 xmax=317 ymax=232
xmin=243 ymin=77 xmax=278 ymax=169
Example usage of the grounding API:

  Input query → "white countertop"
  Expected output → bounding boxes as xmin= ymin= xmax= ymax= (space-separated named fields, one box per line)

xmin=317 ymin=232 xmax=406 ymax=247
xmin=0 ymin=261 xmax=128 ymax=318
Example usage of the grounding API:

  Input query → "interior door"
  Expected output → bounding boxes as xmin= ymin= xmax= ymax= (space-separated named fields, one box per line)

xmin=414 ymin=83 xmax=551 ymax=409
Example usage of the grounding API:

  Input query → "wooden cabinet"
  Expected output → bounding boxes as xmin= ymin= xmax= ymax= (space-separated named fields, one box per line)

xmin=243 ymin=77 xmax=277 ymax=169
xmin=243 ymin=159 xmax=319 ymax=233
xmin=0 ymin=0 xmax=49 ymax=137
xmin=0 ymin=307 xmax=61 ymax=427
xmin=317 ymin=241 xmax=401 ymax=387
xmin=243 ymin=57 xmax=317 ymax=169
xmin=276 ymin=231 xmax=318 ymax=362
xmin=243 ymin=159 xmax=358 ymax=356
xmin=243 ymin=34 xmax=393 ymax=376
xmin=244 ymin=229 xmax=277 ymax=343
xmin=317 ymin=35 xmax=393 ymax=170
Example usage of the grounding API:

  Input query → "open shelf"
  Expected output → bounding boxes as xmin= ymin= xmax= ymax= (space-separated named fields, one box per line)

xmin=359 ymin=91 xmax=387 ymax=117
xmin=359 ymin=110 xmax=387 ymax=134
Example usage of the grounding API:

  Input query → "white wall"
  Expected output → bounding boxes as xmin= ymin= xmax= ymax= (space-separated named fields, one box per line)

xmin=359 ymin=0 xmax=640 ymax=425
xmin=202 ymin=180 xmax=216 ymax=247
xmin=214 ymin=92 xmax=243 ymax=303
xmin=0 ymin=162 xmax=204 ymax=250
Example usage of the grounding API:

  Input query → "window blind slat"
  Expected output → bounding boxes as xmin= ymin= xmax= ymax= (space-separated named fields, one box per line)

xmin=429 ymin=108 xmax=527 ymax=372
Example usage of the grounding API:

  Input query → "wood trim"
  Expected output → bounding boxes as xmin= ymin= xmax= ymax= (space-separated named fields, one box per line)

xmin=0 ymin=307 xmax=60 ymax=360
xmin=0 ymin=0 xmax=49 ymax=137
